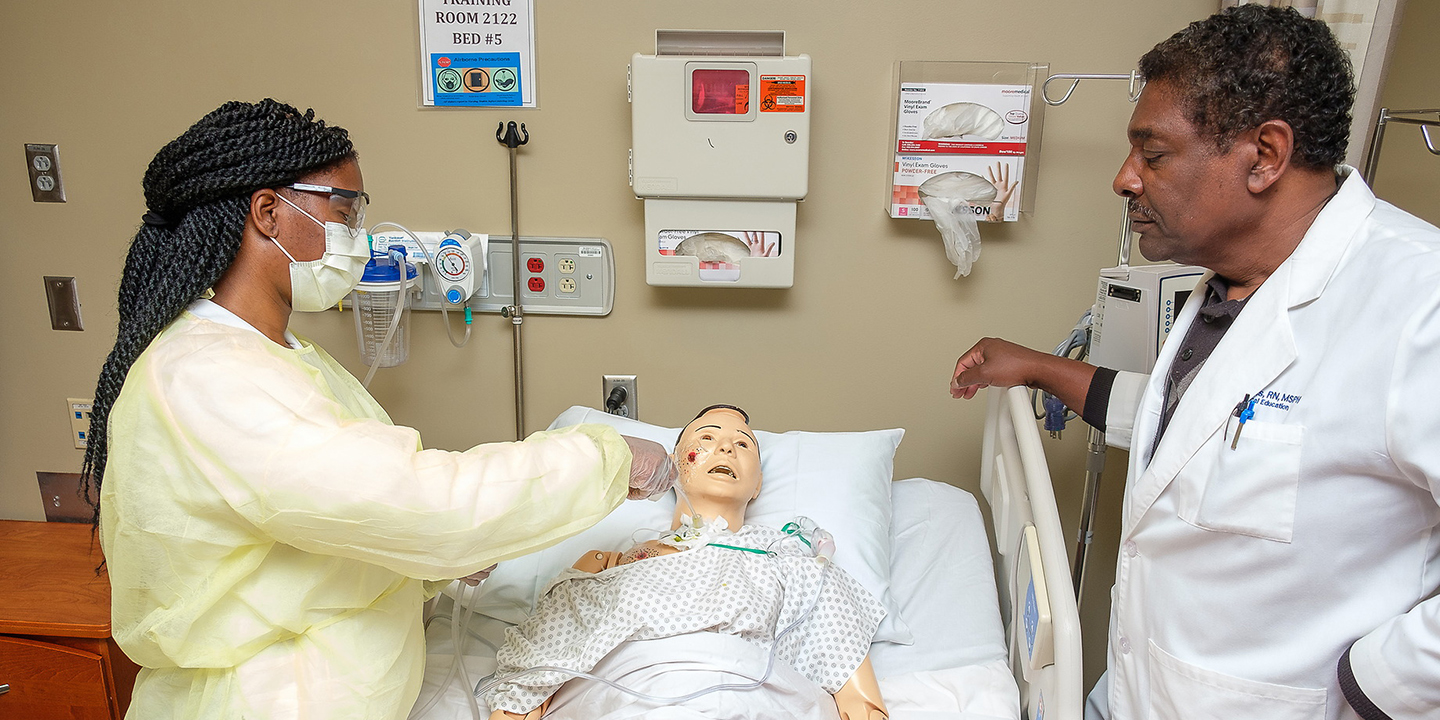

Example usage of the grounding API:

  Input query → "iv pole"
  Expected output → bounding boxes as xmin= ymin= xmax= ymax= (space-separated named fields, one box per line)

xmin=1042 ymin=71 xmax=1142 ymax=605
xmin=497 ymin=121 xmax=530 ymax=440
xmin=1361 ymin=107 xmax=1440 ymax=184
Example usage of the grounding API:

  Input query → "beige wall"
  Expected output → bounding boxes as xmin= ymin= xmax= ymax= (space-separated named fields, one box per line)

xmin=1370 ymin=0 xmax=1439 ymax=225
xmin=2 ymin=0 xmax=1226 ymax=685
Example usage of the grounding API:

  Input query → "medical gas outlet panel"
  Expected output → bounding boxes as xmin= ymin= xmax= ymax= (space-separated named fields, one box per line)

xmin=1089 ymin=263 xmax=1206 ymax=374
xmin=372 ymin=232 xmax=614 ymax=316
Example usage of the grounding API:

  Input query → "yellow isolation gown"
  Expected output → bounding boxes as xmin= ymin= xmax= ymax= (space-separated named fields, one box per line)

xmin=100 ymin=303 xmax=631 ymax=719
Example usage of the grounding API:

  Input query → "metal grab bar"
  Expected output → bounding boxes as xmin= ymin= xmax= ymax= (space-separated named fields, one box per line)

xmin=1042 ymin=71 xmax=1144 ymax=106
xmin=1362 ymin=108 xmax=1440 ymax=183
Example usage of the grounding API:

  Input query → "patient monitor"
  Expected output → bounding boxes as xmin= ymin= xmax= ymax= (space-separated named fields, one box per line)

xmin=630 ymin=30 xmax=811 ymax=288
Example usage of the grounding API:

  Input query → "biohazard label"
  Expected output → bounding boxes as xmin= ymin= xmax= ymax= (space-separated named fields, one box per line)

xmin=760 ymin=75 xmax=806 ymax=113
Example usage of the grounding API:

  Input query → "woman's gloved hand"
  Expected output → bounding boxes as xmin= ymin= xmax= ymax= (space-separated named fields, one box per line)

xmin=622 ymin=435 xmax=679 ymax=500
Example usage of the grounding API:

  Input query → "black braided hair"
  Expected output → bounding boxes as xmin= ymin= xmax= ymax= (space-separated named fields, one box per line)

xmin=1139 ymin=4 xmax=1354 ymax=169
xmin=82 ymin=99 xmax=355 ymax=527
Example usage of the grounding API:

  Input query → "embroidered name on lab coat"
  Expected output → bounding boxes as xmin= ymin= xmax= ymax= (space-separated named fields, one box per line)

xmin=1256 ymin=391 xmax=1302 ymax=412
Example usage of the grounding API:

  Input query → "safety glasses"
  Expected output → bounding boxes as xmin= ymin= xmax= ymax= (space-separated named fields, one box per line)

xmin=284 ymin=183 xmax=370 ymax=235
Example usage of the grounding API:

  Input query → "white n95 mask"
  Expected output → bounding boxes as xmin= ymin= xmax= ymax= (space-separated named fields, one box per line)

xmin=272 ymin=194 xmax=370 ymax=312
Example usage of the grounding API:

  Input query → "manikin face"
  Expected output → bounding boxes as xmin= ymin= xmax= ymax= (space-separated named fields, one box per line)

xmin=1113 ymin=81 xmax=1253 ymax=266
xmin=674 ymin=408 xmax=762 ymax=506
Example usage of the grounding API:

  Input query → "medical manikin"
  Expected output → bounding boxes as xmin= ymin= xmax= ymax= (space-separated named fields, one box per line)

xmin=485 ymin=406 xmax=889 ymax=720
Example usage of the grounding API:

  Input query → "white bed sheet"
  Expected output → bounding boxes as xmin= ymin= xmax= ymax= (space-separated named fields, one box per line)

xmin=872 ymin=478 xmax=1008 ymax=676
xmin=414 ymin=478 xmax=1017 ymax=719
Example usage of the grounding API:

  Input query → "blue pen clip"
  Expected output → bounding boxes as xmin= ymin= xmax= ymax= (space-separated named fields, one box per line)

xmin=1230 ymin=395 xmax=1258 ymax=450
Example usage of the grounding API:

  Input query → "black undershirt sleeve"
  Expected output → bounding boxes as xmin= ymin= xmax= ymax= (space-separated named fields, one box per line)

xmin=1082 ymin=367 xmax=1119 ymax=432
xmin=1338 ymin=645 xmax=1394 ymax=720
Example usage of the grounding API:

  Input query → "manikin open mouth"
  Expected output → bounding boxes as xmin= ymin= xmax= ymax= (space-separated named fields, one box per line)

xmin=708 ymin=465 xmax=737 ymax=478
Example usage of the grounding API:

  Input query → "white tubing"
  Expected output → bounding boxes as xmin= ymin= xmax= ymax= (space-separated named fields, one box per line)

xmin=409 ymin=582 xmax=484 ymax=720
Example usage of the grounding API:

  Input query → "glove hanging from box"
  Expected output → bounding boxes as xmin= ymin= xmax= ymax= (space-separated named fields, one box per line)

xmin=919 ymin=171 xmax=997 ymax=278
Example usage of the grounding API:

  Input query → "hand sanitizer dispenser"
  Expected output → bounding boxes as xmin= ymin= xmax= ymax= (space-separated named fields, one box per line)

xmin=630 ymin=30 xmax=810 ymax=288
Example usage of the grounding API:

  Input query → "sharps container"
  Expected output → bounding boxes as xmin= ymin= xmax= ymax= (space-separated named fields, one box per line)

xmin=351 ymin=249 xmax=419 ymax=368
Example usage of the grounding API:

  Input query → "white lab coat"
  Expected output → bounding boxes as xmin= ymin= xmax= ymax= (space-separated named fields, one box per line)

xmin=1097 ymin=169 xmax=1440 ymax=720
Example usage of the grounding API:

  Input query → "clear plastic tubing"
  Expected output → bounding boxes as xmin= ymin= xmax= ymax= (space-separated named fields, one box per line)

xmin=410 ymin=580 xmax=483 ymax=720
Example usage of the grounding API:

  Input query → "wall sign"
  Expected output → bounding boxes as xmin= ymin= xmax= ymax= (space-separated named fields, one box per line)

xmin=418 ymin=0 xmax=536 ymax=107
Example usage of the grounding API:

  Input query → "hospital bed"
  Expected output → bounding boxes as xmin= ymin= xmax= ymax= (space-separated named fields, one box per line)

xmin=415 ymin=386 xmax=1081 ymax=720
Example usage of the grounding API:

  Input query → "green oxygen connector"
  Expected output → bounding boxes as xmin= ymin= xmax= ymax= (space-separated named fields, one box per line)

xmin=464 ymin=307 xmax=473 ymax=325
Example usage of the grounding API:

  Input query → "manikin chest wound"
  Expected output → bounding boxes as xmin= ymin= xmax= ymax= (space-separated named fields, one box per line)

xmin=919 ymin=171 xmax=997 ymax=278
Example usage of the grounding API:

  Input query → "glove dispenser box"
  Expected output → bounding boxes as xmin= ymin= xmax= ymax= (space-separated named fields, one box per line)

xmin=630 ymin=30 xmax=810 ymax=288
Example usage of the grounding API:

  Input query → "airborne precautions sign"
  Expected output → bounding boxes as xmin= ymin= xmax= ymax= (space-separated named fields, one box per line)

xmin=418 ymin=0 xmax=536 ymax=107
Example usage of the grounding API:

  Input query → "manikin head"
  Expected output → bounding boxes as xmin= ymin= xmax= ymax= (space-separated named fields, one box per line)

xmin=671 ymin=405 xmax=762 ymax=530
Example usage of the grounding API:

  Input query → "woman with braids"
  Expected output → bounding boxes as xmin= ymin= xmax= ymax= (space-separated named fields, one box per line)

xmin=85 ymin=99 xmax=677 ymax=719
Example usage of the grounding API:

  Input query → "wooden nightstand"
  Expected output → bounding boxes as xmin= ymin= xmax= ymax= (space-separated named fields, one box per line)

xmin=0 ymin=520 xmax=139 ymax=719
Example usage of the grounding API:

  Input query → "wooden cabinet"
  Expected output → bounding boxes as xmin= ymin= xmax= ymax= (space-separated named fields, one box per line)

xmin=0 ymin=520 xmax=139 ymax=719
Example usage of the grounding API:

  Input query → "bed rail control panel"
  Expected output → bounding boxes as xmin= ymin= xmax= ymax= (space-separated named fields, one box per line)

xmin=1017 ymin=523 xmax=1056 ymax=678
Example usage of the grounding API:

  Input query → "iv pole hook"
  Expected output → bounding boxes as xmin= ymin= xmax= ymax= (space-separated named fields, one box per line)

xmin=497 ymin=121 xmax=529 ymax=148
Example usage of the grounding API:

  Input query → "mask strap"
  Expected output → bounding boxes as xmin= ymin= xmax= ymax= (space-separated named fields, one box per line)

xmin=276 ymin=192 xmax=325 ymax=228
xmin=270 ymin=191 xmax=326 ymax=263
xmin=269 ymin=236 xmax=299 ymax=264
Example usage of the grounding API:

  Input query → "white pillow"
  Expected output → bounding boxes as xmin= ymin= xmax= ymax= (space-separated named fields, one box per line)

xmin=464 ymin=406 xmax=914 ymax=646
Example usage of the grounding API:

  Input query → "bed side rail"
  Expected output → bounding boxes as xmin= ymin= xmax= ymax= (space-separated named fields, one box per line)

xmin=981 ymin=386 xmax=1083 ymax=720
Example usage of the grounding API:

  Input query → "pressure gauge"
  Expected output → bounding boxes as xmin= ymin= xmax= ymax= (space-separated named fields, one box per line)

xmin=435 ymin=246 xmax=469 ymax=281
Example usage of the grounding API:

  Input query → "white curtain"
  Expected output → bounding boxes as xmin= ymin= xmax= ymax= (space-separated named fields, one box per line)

xmin=1222 ymin=0 xmax=1407 ymax=167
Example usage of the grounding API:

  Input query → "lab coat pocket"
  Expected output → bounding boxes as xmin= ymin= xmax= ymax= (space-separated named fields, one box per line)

xmin=1148 ymin=640 xmax=1326 ymax=720
xmin=1196 ymin=420 xmax=1304 ymax=543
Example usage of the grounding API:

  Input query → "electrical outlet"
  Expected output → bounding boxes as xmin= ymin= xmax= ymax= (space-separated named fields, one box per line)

xmin=67 ymin=398 xmax=93 ymax=449
xmin=603 ymin=375 xmax=637 ymax=419
xmin=26 ymin=143 xmax=66 ymax=202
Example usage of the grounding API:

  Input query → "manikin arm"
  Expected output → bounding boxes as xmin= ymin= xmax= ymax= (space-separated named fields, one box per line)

xmin=488 ymin=697 xmax=549 ymax=720
xmin=833 ymin=656 xmax=888 ymax=719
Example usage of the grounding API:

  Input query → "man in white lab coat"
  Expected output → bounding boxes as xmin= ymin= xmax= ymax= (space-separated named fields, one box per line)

xmin=949 ymin=6 xmax=1439 ymax=720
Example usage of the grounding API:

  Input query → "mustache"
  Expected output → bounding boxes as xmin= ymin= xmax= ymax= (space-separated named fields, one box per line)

xmin=1127 ymin=200 xmax=1157 ymax=221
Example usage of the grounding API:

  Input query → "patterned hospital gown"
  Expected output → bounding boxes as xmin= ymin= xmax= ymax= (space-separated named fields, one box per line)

xmin=484 ymin=524 xmax=887 ymax=713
